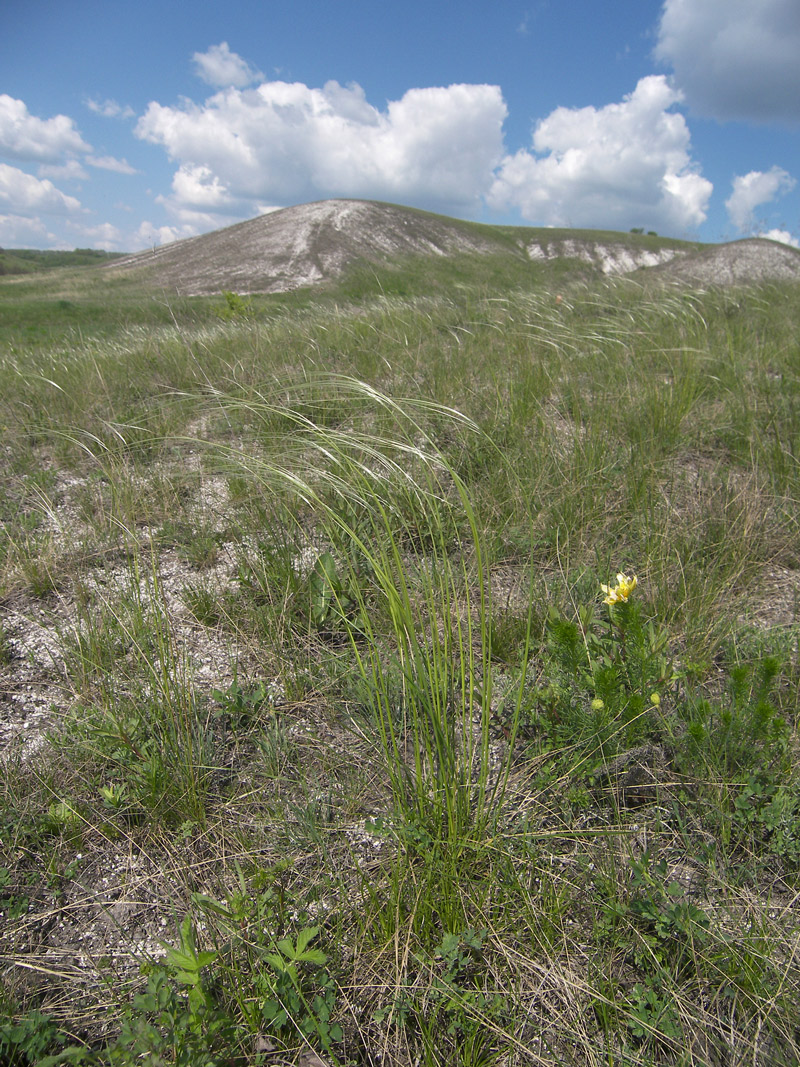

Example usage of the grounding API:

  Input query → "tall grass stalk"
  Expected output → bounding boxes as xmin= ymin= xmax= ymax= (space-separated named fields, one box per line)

xmin=210 ymin=376 xmax=530 ymax=845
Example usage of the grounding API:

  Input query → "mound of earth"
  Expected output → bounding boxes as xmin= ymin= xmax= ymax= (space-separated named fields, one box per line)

xmin=108 ymin=199 xmax=502 ymax=296
xmin=107 ymin=199 xmax=800 ymax=296
xmin=652 ymin=237 xmax=800 ymax=287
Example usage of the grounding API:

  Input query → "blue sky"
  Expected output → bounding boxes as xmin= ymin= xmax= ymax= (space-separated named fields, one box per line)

xmin=1 ymin=0 xmax=798 ymax=251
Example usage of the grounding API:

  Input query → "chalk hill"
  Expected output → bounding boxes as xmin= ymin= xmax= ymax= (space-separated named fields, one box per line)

xmin=107 ymin=199 xmax=800 ymax=295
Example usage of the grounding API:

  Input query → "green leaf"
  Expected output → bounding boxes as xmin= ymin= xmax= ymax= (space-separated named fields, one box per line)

xmin=274 ymin=936 xmax=296 ymax=958
xmin=262 ymin=999 xmax=288 ymax=1028
xmin=265 ymin=951 xmax=289 ymax=972
xmin=298 ymin=948 xmax=327 ymax=965
xmin=310 ymin=552 xmax=340 ymax=625
xmin=190 ymin=892 xmax=235 ymax=918
xmin=296 ymin=925 xmax=319 ymax=953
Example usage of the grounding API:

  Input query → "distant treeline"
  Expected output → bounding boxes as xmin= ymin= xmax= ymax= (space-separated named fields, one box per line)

xmin=0 ymin=247 xmax=127 ymax=276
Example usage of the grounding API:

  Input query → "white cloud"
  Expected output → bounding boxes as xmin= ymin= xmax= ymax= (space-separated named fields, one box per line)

xmin=135 ymin=79 xmax=507 ymax=218
xmin=66 ymin=220 xmax=123 ymax=251
xmin=166 ymin=162 xmax=237 ymax=210
xmin=0 ymin=163 xmax=82 ymax=216
xmin=150 ymin=165 xmax=248 ymax=236
xmin=86 ymin=98 xmax=135 ymax=120
xmin=86 ymin=155 xmax=138 ymax=175
xmin=655 ymin=0 xmax=800 ymax=121
xmin=155 ymin=198 xmax=240 ymax=236
xmin=192 ymin=42 xmax=264 ymax=88
xmin=725 ymin=166 xmax=796 ymax=231
xmin=0 ymin=94 xmax=90 ymax=162
xmin=38 ymin=159 xmax=89 ymax=182
xmin=0 ymin=213 xmax=54 ymax=245
xmin=761 ymin=228 xmax=800 ymax=248
xmin=488 ymin=75 xmax=712 ymax=234
xmin=133 ymin=220 xmax=198 ymax=249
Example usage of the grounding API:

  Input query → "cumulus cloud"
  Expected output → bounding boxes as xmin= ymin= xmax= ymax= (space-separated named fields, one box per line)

xmin=0 ymin=163 xmax=82 ymax=216
xmin=153 ymin=198 xmax=239 ymax=237
xmin=192 ymin=42 xmax=264 ymax=88
xmin=725 ymin=166 xmax=796 ymax=231
xmin=148 ymin=164 xmax=250 ymax=236
xmin=0 ymin=213 xmax=54 ymax=245
xmin=0 ymin=94 xmax=90 ymax=162
xmin=488 ymin=75 xmax=712 ymax=234
xmin=761 ymin=228 xmax=800 ymax=248
xmin=135 ymin=79 xmax=507 ymax=219
xmin=167 ymin=163 xmax=236 ymax=211
xmin=655 ymin=0 xmax=800 ymax=121
xmin=134 ymin=219 xmax=199 ymax=249
xmin=65 ymin=220 xmax=123 ymax=251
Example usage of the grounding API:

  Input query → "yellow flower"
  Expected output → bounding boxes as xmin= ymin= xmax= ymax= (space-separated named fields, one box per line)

xmin=601 ymin=572 xmax=637 ymax=605
xmin=591 ymin=698 xmax=605 ymax=710
xmin=650 ymin=692 xmax=661 ymax=706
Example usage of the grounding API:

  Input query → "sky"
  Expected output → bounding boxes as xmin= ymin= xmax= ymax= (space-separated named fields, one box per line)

xmin=1 ymin=0 xmax=799 ymax=252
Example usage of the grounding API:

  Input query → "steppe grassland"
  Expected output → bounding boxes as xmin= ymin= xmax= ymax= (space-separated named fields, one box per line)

xmin=1 ymin=259 xmax=799 ymax=1066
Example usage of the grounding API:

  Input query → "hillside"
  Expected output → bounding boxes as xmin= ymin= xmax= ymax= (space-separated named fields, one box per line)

xmin=650 ymin=236 xmax=800 ymax=286
xmin=107 ymin=198 xmax=710 ymax=295
xmin=0 ymin=247 xmax=125 ymax=276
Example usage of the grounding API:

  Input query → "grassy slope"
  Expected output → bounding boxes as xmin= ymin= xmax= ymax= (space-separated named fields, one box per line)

xmin=0 ymin=248 xmax=125 ymax=277
xmin=329 ymin=199 xmax=703 ymax=252
xmin=0 ymin=254 xmax=799 ymax=1066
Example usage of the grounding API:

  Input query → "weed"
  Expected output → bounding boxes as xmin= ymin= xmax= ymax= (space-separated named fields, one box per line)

xmin=259 ymin=926 xmax=343 ymax=1054
xmin=0 ymin=867 xmax=30 ymax=921
xmin=627 ymin=982 xmax=682 ymax=1044
xmin=110 ymin=966 xmax=241 ymax=1066
xmin=729 ymin=773 xmax=800 ymax=869
xmin=182 ymin=578 xmax=225 ymax=625
xmin=0 ymin=622 xmax=12 ymax=665
xmin=308 ymin=550 xmax=356 ymax=630
xmin=533 ymin=574 xmax=675 ymax=763
xmin=678 ymin=655 xmax=789 ymax=778
xmin=216 ymin=291 xmax=255 ymax=321
xmin=0 ymin=1009 xmax=71 ymax=1066
xmin=627 ymin=853 xmax=711 ymax=957
xmin=212 ymin=675 xmax=279 ymax=729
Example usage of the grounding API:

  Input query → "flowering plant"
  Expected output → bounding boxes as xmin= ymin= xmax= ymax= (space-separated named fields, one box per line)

xmin=601 ymin=572 xmax=637 ymax=605
xmin=533 ymin=571 xmax=675 ymax=760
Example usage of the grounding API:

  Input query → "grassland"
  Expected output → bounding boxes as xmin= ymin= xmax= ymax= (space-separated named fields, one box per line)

xmin=0 ymin=248 xmax=124 ymax=277
xmin=1 ymin=252 xmax=799 ymax=1066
